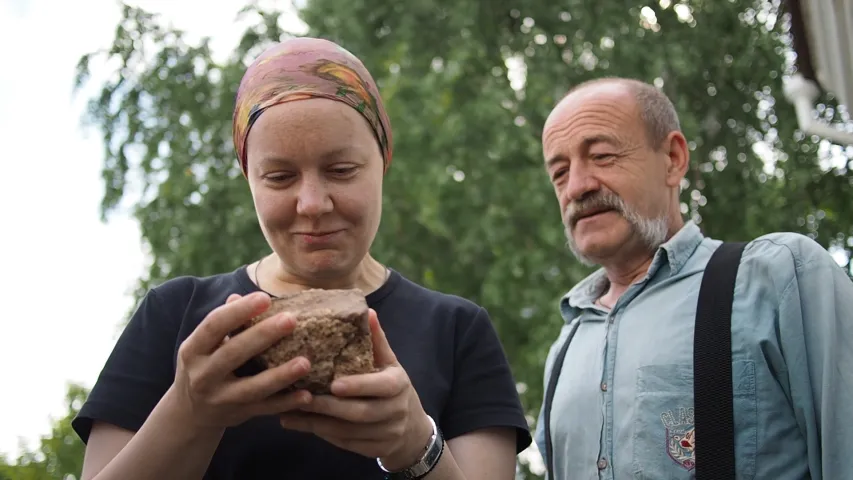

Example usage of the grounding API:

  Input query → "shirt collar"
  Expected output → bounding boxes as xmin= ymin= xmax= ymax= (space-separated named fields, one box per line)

xmin=559 ymin=221 xmax=705 ymax=321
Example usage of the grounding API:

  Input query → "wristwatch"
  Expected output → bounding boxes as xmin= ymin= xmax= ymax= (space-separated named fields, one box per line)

xmin=377 ymin=415 xmax=445 ymax=480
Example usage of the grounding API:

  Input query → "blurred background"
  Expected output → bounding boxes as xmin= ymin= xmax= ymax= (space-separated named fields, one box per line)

xmin=1 ymin=0 xmax=851 ymax=478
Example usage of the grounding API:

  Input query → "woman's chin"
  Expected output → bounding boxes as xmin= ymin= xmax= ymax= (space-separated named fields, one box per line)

xmin=295 ymin=253 xmax=356 ymax=278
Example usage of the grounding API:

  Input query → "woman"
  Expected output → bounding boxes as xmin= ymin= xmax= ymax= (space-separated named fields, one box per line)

xmin=72 ymin=37 xmax=531 ymax=479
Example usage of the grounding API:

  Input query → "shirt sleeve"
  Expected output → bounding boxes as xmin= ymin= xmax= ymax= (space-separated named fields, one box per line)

xmin=72 ymin=287 xmax=180 ymax=443
xmin=778 ymin=242 xmax=853 ymax=479
xmin=533 ymin=403 xmax=547 ymax=469
xmin=438 ymin=307 xmax=532 ymax=453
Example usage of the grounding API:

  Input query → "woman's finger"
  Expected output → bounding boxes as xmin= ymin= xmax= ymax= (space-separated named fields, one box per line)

xmin=331 ymin=365 xmax=407 ymax=398
xmin=184 ymin=292 xmax=272 ymax=356
xmin=247 ymin=389 xmax=315 ymax=418
xmin=220 ymin=355 xmax=313 ymax=403
xmin=299 ymin=395 xmax=392 ymax=424
xmin=204 ymin=313 xmax=299 ymax=378
xmin=367 ymin=309 xmax=398 ymax=368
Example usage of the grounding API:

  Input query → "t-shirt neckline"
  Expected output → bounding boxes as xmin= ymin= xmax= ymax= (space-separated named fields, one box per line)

xmin=233 ymin=264 xmax=401 ymax=306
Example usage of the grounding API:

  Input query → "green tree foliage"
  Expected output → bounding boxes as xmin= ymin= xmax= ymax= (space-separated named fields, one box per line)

xmin=74 ymin=0 xmax=853 ymax=476
xmin=0 ymin=384 xmax=88 ymax=480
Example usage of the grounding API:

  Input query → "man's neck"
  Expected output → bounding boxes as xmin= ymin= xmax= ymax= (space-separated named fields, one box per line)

xmin=597 ymin=217 xmax=685 ymax=308
xmin=597 ymin=255 xmax=654 ymax=308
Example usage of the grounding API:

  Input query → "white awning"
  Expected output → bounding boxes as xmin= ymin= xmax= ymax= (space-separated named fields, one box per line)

xmin=782 ymin=0 xmax=853 ymax=145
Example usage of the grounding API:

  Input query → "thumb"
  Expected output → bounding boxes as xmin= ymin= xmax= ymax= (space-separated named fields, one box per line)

xmin=367 ymin=308 xmax=398 ymax=368
xmin=220 ymin=294 xmax=243 ymax=345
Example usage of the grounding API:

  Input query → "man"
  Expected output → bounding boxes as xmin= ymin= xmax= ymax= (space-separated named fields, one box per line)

xmin=533 ymin=77 xmax=853 ymax=479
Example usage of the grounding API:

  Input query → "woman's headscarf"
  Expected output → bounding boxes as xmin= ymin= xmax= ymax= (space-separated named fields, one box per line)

xmin=232 ymin=37 xmax=393 ymax=176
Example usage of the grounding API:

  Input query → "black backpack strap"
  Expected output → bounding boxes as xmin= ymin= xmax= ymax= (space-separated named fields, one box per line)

xmin=693 ymin=241 xmax=747 ymax=480
xmin=543 ymin=320 xmax=580 ymax=480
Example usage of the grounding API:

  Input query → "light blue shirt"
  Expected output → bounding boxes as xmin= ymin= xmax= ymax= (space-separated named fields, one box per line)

xmin=534 ymin=222 xmax=853 ymax=479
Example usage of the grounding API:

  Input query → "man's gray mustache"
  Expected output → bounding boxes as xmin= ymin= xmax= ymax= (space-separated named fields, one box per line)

xmin=565 ymin=195 xmax=624 ymax=227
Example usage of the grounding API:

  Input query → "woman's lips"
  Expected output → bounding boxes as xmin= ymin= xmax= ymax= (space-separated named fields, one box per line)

xmin=297 ymin=230 xmax=344 ymax=245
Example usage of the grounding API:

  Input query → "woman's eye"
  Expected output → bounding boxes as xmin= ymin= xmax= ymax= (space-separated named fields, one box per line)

xmin=265 ymin=173 xmax=295 ymax=182
xmin=330 ymin=167 xmax=357 ymax=176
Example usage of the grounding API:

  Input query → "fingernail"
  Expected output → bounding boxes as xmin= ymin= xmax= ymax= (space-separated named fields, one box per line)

xmin=331 ymin=379 xmax=348 ymax=393
xmin=294 ymin=357 xmax=309 ymax=371
xmin=277 ymin=314 xmax=294 ymax=329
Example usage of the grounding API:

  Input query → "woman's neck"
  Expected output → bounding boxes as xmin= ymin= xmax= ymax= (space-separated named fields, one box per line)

xmin=252 ymin=253 xmax=388 ymax=296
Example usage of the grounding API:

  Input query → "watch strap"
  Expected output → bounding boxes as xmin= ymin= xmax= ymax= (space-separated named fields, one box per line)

xmin=378 ymin=415 xmax=444 ymax=479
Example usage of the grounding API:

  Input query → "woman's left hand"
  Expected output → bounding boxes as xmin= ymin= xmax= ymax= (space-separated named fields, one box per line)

xmin=278 ymin=309 xmax=434 ymax=470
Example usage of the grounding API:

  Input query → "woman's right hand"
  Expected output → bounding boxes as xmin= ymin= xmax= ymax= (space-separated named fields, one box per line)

xmin=169 ymin=291 xmax=312 ymax=430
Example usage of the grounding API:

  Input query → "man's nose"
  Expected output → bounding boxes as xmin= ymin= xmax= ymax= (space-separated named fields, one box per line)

xmin=563 ymin=161 xmax=600 ymax=204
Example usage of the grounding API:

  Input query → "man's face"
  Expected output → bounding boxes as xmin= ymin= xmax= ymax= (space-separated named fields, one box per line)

xmin=542 ymin=83 xmax=673 ymax=265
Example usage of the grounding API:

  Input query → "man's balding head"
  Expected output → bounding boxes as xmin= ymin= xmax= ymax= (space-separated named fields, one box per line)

xmin=559 ymin=78 xmax=681 ymax=151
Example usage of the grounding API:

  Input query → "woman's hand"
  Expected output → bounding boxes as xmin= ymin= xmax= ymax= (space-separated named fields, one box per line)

xmin=169 ymin=292 xmax=314 ymax=431
xmin=278 ymin=309 xmax=434 ymax=470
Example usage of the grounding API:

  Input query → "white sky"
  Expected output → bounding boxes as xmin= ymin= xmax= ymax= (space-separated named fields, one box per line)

xmin=0 ymin=0 xmax=306 ymax=457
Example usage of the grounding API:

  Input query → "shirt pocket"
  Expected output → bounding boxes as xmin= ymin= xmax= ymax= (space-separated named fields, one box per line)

xmin=631 ymin=362 xmax=757 ymax=480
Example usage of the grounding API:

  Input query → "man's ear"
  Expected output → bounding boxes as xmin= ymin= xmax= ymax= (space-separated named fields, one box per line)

xmin=663 ymin=131 xmax=690 ymax=188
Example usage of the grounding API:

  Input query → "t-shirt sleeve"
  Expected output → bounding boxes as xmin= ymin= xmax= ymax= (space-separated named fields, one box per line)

xmin=72 ymin=287 xmax=180 ymax=443
xmin=439 ymin=306 xmax=533 ymax=453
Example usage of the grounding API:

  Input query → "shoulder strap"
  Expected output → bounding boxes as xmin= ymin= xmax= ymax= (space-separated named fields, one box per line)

xmin=543 ymin=320 xmax=580 ymax=480
xmin=693 ymin=241 xmax=747 ymax=479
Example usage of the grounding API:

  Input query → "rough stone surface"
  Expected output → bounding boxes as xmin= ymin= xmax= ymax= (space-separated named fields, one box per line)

xmin=242 ymin=288 xmax=374 ymax=394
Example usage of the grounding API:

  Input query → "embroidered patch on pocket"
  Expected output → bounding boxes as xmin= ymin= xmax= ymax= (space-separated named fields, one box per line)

xmin=661 ymin=407 xmax=695 ymax=470
xmin=631 ymin=362 xmax=757 ymax=479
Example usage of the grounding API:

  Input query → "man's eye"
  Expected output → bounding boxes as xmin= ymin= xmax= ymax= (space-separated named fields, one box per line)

xmin=552 ymin=168 xmax=568 ymax=180
xmin=591 ymin=153 xmax=615 ymax=161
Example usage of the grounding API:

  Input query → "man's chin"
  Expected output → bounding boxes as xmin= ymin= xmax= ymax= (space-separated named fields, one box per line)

xmin=564 ymin=233 xmax=598 ymax=267
xmin=565 ymin=229 xmax=632 ymax=267
xmin=570 ymin=245 xmax=612 ymax=267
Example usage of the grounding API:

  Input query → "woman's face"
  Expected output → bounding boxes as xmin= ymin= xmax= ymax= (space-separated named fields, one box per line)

xmin=244 ymin=98 xmax=384 ymax=280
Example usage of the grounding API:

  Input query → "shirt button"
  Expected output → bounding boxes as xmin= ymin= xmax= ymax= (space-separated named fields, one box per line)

xmin=600 ymin=383 xmax=608 ymax=391
xmin=597 ymin=458 xmax=608 ymax=470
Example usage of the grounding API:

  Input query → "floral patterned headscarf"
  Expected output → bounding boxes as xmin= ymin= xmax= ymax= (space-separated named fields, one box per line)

xmin=232 ymin=37 xmax=393 ymax=176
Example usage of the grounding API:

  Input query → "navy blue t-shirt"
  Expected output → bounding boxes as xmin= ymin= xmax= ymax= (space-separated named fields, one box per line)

xmin=72 ymin=267 xmax=531 ymax=479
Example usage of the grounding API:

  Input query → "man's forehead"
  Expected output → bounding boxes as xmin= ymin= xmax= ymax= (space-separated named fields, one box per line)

xmin=549 ymin=82 xmax=634 ymax=119
xmin=544 ymin=83 xmax=638 ymax=139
